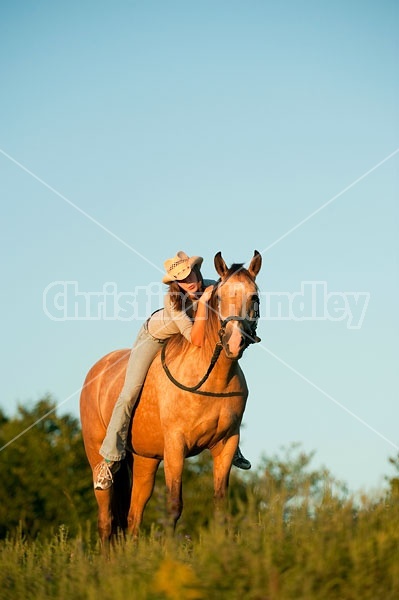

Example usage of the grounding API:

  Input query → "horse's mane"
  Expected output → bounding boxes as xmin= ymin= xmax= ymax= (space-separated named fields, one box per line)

xmin=165 ymin=264 xmax=258 ymax=364
xmin=226 ymin=263 xmax=244 ymax=276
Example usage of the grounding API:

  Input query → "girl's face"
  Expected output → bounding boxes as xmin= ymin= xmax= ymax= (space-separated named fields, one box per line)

xmin=177 ymin=270 xmax=202 ymax=298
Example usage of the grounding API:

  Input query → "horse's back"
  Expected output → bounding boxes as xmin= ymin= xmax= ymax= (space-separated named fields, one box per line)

xmin=80 ymin=349 xmax=130 ymax=466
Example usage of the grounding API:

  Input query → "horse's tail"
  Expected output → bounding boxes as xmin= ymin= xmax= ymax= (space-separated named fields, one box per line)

xmin=110 ymin=454 xmax=133 ymax=534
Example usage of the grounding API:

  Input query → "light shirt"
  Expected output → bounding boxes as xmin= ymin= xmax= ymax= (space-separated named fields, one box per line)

xmin=147 ymin=279 xmax=216 ymax=342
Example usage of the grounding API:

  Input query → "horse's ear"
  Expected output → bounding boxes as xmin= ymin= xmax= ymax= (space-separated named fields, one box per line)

xmin=214 ymin=251 xmax=228 ymax=278
xmin=248 ymin=250 xmax=262 ymax=279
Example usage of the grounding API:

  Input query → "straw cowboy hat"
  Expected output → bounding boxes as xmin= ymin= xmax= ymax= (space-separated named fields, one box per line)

xmin=162 ymin=251 xmax=203 ymax=284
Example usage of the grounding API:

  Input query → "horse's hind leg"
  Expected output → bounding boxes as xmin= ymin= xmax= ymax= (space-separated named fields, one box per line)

xmin=95 ymin=488 xmax=113 ymax=546
xmin=127 ymin=455 xmax=160 ymax=537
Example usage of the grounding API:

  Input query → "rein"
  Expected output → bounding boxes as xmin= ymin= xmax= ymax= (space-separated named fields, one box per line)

xmin=161 ymin=315 xmax=259 ymax=398
xmin=161 ymin=270 xmax=261 ymax=397
xmin=161 ymin=340 xmax=245 ymax=397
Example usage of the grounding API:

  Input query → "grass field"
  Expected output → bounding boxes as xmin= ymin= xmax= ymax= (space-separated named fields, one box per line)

xmin=1 ymin=487 xmax=399 ymax=600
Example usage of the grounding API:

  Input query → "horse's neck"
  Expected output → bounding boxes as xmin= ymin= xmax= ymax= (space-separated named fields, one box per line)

xmin=198 ymin=322 xmax=240 ymax=386
xmin=214 ymin=353 xmax=240 ymax=384
xmin=196 ymin=345 xmax=239 ymax=389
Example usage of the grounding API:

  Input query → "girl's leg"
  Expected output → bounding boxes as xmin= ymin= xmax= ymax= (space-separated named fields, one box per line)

xmin=99 ymin=326 xmax=162 ymax=462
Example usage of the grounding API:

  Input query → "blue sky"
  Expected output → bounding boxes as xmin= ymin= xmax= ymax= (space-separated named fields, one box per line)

xmin=1 ymin=1 xmax=398 ymax=493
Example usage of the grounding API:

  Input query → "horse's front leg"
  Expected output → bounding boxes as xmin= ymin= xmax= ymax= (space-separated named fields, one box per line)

xmin=128 ymin=455 xmax=160 ymax=538
xmin=210 ymin=435 xmax=239 ymax=516
xmin=163 ymin=439 xmax=185 ymax=531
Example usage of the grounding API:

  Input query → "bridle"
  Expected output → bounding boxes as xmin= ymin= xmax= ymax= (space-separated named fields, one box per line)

xmin=218 ymin=314 xmax=261 ymax=347
xmin=161 ymin=288 xmax=260 ymax=396
xmin=217 ymin=287 xmax=261 ymax=346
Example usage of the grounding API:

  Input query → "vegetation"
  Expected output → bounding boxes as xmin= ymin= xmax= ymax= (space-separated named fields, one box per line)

xmin=0 ymin=396 xmax=95 ymax=539
xmin=1 ymin=398 xmax=399 ymax=599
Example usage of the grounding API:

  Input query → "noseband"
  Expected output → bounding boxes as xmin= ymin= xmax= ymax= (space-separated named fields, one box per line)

xmin=218 ymin=315 xmax=261 ymax=346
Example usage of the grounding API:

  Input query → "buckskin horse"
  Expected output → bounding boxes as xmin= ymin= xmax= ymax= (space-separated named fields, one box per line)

xmin=80 ymin=250 xmax=262 ymax=543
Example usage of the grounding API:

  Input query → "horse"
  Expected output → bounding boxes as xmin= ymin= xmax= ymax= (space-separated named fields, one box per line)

xmin=80 ymin=250 xmax=262 ymax=543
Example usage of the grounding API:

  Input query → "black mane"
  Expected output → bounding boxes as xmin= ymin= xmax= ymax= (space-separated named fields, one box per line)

xmin=226 ymin=262 xmax=245 ymax=277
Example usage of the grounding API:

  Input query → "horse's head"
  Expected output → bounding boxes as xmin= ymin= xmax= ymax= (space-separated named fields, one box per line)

xmin=213 ymin=250 xmax=262 ymax=360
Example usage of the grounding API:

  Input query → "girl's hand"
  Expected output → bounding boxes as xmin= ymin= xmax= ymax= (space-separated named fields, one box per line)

xmin=199 ymin=285 xmax=213 ymax=304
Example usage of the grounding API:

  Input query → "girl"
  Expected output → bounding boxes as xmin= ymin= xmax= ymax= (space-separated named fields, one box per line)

xmin=94 ymin=251 xmax=250 ymax=490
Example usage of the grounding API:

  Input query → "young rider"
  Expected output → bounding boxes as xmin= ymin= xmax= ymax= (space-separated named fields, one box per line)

xmin=94 ymin=251 xmax=251 ymax=490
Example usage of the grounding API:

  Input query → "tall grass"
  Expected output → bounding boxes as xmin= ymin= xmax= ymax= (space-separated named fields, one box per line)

xmin=1 ymin=489 xmax=399 ymax=600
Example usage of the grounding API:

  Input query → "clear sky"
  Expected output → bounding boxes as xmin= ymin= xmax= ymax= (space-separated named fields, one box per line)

xmin=1 ymin=1 xmax=398 ymax=493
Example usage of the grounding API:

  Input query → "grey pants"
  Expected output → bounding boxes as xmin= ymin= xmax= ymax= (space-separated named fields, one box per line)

xmin=100 ymin=323 xmax=165 ymax=461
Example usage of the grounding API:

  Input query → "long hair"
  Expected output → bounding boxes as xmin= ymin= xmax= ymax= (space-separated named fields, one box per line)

xmin=165 ymin=284 xmax=220 ymax=363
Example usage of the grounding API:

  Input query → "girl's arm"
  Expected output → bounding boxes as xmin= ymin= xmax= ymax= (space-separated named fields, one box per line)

xmin=190 ymin=286 xmax=213 ymax=347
